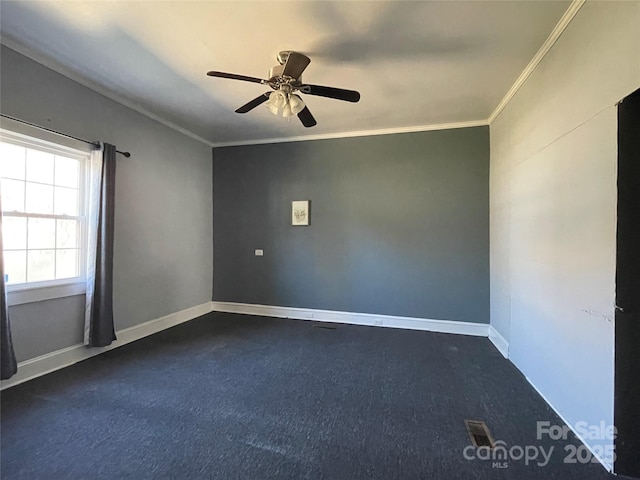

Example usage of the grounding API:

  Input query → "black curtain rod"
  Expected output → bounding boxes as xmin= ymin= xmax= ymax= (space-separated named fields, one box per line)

xmin=0 ymin=114 xmax=131 ymax=157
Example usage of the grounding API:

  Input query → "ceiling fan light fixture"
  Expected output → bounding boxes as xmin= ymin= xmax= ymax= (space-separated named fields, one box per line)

xmin=265 ymin=90 xmax=305 ymax=118
xmin=282 ymin=103 xmax=294 ymax=118
xmin=289 ymin=94 xmax=305 ymax=115
xmin=265 ymin=90 xmax=286 ymax=115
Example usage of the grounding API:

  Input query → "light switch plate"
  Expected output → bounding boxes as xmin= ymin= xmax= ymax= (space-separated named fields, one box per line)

xmin=255 ymin=249 xmax=264 ymax=256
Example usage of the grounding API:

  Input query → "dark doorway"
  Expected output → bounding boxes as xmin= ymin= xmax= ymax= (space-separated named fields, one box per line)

xmin=615 ymin=87 xmax=640 ymax=478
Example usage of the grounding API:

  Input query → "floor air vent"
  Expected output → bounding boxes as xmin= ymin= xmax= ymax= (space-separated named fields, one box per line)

xmin=464 ymin=420 xmax=496 ymax=448
xmin=312 ymin=324 xmax=337 ymax=330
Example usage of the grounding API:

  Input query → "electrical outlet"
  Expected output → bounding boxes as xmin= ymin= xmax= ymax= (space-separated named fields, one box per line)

xmin=255 ymin=249 xmax=264 ymax=256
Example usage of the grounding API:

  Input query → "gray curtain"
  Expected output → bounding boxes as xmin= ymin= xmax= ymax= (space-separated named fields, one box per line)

xmin=1 ymin=198 xmax=18 ymax=380
xmin=86 ymin=143 xmax=117 ymax=347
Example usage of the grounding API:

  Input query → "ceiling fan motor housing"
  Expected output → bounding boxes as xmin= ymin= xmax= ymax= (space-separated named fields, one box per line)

xmin=269 ymin=64 xmax=285 ymax=81
xmin=268 ymin=64 xmax=302 ymax=91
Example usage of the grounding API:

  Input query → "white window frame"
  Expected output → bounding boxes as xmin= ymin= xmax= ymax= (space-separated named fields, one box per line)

xmin=0 ymin=117 xmax=92 ymax=306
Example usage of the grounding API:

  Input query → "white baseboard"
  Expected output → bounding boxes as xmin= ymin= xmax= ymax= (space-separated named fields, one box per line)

xmin=488 ymin=325 xmax=509 ymax=358
xmin=210 ymin=301 xmax=490 ymax=337
xmin=0 ymin=302 xmax=214 ymax=390
xmin=522 ymin=374 xmax=613 ymax=473
xmin=1 ymin=301 xmax=489 ymax=390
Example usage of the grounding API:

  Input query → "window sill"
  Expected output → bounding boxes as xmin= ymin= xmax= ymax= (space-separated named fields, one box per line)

xmin=7 ymin=281 xmax=86 ymax=306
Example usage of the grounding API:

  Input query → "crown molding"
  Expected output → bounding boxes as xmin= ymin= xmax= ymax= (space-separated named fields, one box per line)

xmin=210 ymin=119 xmax=489 ymax=148
xmin=487 ymin=0 xmax=586 ymax=124
xmin=0 ymin=37 xmax=216 ymax=147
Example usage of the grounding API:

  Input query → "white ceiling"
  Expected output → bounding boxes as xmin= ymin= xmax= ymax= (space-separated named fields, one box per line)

xmin=0 ymin=1 xmax=571 ymax=146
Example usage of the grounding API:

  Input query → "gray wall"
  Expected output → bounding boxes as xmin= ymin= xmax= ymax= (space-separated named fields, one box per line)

xmin=1 ymin=45 xmax=213 ymax=362
xmin=213 ymin=127 xmax=489 ymax=323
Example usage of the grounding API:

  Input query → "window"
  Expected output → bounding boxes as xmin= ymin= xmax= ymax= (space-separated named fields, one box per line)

xmin=1 ymin=126 xmax=90 ymax=303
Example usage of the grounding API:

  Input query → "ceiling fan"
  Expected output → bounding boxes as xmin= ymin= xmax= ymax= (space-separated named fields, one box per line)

xmin=206 ymin=51 xmax=360 ymax=128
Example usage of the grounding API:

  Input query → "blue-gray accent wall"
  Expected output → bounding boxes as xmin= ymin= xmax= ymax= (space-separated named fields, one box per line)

xmin=213 ymin=126 xmax=489 ymax=323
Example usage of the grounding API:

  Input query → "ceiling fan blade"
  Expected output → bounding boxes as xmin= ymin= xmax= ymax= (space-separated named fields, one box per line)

xmin=235 ymin=93 xmax=271 ymax=113
xmin=300 ymin=84 xmax=360 ymax=103
xmin=297 ymin=106 xmax=317 ymax=128
xmin=282 ymin=52 xmax=311 ymax=79
xmin=207 ymin=71 xmax=267 ymax=84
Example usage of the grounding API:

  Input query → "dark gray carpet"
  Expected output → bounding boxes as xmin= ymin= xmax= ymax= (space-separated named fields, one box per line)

xmin=1 ymin=313 xmax=613 ymax=479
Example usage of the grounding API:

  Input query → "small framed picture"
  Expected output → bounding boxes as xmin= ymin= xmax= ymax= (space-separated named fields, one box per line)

xmin=292 ymin=200 xmax=310 ymax=226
